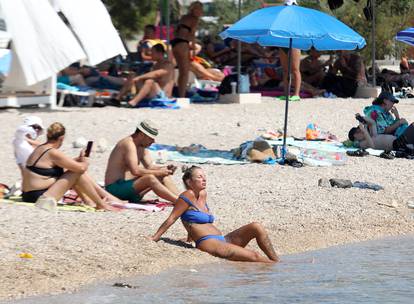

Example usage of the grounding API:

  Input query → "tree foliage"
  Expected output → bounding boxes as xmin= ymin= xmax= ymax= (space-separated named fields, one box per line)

xmin=104 ymin=0 xmax=414 ymax=60
xmin=102 ymin=0 xmax=158 ymax=39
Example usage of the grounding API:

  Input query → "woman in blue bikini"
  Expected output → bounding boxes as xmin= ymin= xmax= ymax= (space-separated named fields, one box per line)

xmin=150 ymin=166 xmax=279 ymax=263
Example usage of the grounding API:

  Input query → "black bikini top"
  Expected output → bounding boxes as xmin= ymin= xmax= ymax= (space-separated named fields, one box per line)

xmin=26 ymin=148 xmax=64 ymax=178
xmin=177 ymin=23 xmax=192 ymax=33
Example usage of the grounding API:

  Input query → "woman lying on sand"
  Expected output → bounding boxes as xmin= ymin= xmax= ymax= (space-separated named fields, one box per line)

xmin=22 ymin=122 xmax=118 ymax=211
xmin=150 ymin=166 xmax=279 ymax=263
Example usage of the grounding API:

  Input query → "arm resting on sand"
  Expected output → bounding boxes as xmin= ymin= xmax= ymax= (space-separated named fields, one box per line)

xmin=151 ymin=199 xmax=188 ymax=241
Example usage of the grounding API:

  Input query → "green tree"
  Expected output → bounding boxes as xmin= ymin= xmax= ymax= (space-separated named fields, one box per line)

xmin=103 ymin=0 xmax=158 ymax=39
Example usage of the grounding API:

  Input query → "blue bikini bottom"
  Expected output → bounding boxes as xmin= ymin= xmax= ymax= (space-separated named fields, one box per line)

xmin=195 ymin=235 xmax=226 ymax=248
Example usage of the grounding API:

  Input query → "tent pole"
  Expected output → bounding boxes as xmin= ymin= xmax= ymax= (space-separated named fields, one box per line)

xmin=237 ymin=0 xmax=241 ymax=93
xmin=282 ymin=38 xmax=293 ymax=163
xmin=371 ymin=0 xmax=376 ymax=86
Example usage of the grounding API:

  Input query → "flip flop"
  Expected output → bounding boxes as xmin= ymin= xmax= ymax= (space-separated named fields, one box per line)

xmin=289 ymin=95 xmax=301 ymax=102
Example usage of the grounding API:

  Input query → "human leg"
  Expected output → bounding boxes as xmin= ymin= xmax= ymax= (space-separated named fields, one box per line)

xmin=159 ymin=175 xmax=180 ymax=196
xmin=128 ymin=79 xmax=159 ymax=106
xmin=133 ymin=174 xmax=178 ymax=203
xmin=225 ymin=222 xmax=279 ymax=262
xmin=190 ymin=62 xmax=224 ymax=82
xmin=197 ymin=237 xmax=276 ymax=263
xmin=173 ymin=43 xmax=191 ymax=97
xmin=291 ymin=48 xmax=302 ymax=97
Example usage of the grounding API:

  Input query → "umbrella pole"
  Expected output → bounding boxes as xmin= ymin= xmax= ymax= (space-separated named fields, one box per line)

xmin=237 ymin=0 xmax=242 ymax=93
xmin=371 ymin=0 xmax=376 ymax=87
xmin=282 ymin=38 xmax=293 ymax=163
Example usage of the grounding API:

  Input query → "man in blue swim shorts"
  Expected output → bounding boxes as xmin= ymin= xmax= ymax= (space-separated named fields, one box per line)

xmin=104 ymin=120 xmax=179 ymax=203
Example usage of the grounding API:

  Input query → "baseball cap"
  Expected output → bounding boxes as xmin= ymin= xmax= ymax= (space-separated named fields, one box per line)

xmin=376 ymin=91 xmax=399 ymax=104
xmin=137 ymin=120 xmax=158 ymax=139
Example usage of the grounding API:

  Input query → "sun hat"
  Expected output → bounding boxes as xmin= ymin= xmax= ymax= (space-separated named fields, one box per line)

xmin=23 ymin=116 xmax=44 ymax=129
xmin=247 ymin=140 xmax=276 ymax=162
xmin=137 ymin=120 xmax=159 ymax=139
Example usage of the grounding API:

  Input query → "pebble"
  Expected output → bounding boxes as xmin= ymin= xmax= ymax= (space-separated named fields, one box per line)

xmin=72 ymin=137 xmax=87 ymax=148
xmin=318 ymin=178 xmax=331 ymax=188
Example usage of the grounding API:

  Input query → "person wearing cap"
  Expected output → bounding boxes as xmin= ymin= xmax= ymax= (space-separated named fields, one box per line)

xmin=363 ymin=92 xmax=408 ymax=137
xmin=348 ymin=113 xmax=414 ymax=154
xmin=104 ymin=120 xmax=179 ymax=204
xmin=12 ymin=116 xmax=44 ymax=175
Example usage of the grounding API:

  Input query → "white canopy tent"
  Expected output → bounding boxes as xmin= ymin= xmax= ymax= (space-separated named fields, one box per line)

xmin=0 ymin=0 xmax=126 ymax=108
xmin=52 ymin=0 xmax=127 ymax=66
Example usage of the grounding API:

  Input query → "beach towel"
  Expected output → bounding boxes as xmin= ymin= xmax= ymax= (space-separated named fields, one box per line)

xmin=0 ymin=197 xmax=96 ymax=212
xmin=111 ymin=200 xmax=172 ymax=212
xmin=149 ymin=144 xmax=247 ymax=165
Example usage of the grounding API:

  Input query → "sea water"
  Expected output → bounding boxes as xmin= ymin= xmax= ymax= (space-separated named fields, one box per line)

xmin=9 ymin=235 xmax=414 ymax=304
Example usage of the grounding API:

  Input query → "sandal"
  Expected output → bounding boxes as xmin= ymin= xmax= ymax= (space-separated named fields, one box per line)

xmin=285 ymin=159 xmax=303 ymax=168
xmin=289 ymin=95 xmax=300 ymax=102
xmin=346 ymin=149 xmax=368 ymax=157
xmin=379 ymin=151 xmax=395 ymax=160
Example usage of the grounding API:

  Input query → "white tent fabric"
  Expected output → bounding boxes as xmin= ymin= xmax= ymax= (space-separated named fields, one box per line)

xmin=53 ymin=0 xmax=127 ymax=66
xmin=0 ymin=0 xmax=86 ymax=87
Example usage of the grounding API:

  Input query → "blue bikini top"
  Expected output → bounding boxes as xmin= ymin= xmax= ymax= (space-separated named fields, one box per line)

xmin=180 ymin=195 xmax=215 ymax=224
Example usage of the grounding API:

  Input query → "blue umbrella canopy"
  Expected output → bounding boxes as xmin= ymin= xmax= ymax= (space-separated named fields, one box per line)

xmin=220 ymin=5 xmax=366 ymax=50
xmin=220 ymin=5 xmax=366 ymax=163
xmin=396 ymin=27 xmax=414 ymax=47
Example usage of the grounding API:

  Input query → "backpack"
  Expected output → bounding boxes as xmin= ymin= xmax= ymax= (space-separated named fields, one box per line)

xmin=218 ymin=74 xmax=239 ymax=95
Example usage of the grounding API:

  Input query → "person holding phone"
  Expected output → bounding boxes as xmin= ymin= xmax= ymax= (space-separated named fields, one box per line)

xmin=22 ymin=122 xmax=118 ymax=211
xmin=105 ymin=120 xmax=180 ymax=204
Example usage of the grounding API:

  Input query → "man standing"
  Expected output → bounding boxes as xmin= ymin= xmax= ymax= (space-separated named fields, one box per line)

xmin=105 ymin=120 xmax=179 ymax=203
xmin=116 ymin=44 xmax=175 ymax=107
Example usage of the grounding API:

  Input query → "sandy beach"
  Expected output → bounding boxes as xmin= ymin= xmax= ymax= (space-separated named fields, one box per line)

xmin=1 ymin=97 xmax=414 ymax=301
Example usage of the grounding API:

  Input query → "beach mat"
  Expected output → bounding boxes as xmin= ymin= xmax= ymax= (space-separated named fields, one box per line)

xmin=149 ymin=144 xmax=247 ymax=165
xmin=1 ymin=197 xmax=172 ymax=212
xmin=266 ymin=138 xmax=383 ymax=156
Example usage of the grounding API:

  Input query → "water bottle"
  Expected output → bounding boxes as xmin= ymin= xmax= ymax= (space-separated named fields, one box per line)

xmin=230 ymin=82 xmax=237 ymax=94
xmin=239 ymin=74 xmax=250 ymax=93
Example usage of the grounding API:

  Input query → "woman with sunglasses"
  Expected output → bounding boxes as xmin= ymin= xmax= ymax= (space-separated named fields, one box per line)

xmin=150 ymin=166 xmax=279 ymax=263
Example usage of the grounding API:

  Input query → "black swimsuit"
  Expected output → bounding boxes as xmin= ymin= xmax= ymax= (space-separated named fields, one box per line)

xmin=171 ymin=23 xmax=192 ymax=48
xmin=23 ymin=147 xmax=64 ymax=203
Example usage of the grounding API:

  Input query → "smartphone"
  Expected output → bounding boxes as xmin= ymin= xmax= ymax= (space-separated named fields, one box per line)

xmin=85 ymin=141 xmax=93 ymax=157
xmin=355 ymin=114 xmax=367 ymax=124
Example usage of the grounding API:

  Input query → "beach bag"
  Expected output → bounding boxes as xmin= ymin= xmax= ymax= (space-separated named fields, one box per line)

xmin=218 ymin=74 xmax=238 ymax=95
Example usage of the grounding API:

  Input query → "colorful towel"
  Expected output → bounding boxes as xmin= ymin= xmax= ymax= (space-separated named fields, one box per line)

xmin=0 ymin=198 xmax=96 ymax=212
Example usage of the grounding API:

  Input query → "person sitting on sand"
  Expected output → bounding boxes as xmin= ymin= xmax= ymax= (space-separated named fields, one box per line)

xmin=300 ymin=48 xmax=333 ymax=88
xmin=13 ymin=116 xmax=44 ymax=175
xmin=104 ymin=120 xmax=179 ymax=204
xmin=22 ymin=122 xmax=117 ymax=210
xmin=150 ymin=166 xmax=279 ymax=263
xmin=349 ymin=114 xmax=414 ymax=154
xmin=363 ymin=92 xmax=408 ymax=137
xmin=114 ymin=44 xmax=174 ymax=107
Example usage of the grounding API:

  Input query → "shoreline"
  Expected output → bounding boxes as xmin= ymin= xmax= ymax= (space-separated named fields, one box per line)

xmin=1 ymin=98 xmax=414 ymax=300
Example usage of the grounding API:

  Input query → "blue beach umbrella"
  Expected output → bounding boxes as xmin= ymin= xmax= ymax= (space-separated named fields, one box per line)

xmin=220 ymin=5 xmax=366 ymax=162
xmin=395 ymin=27 xmax=414 ymax=47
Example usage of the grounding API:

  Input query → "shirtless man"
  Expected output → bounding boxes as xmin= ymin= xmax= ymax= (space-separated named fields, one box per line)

xmin=104 ymin=120 xmax=179 ymax=203
xmin=116 ymin=44 xmax=174 ymax=107
xmin=348 ymin=114 xmax=414 ymax=154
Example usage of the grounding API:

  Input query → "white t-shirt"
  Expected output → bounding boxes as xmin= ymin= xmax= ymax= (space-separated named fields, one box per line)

xmin=284 ymin=0 xmax=298 ymax=5
xmin=13 ymin=125 xmax=37 ymax=165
